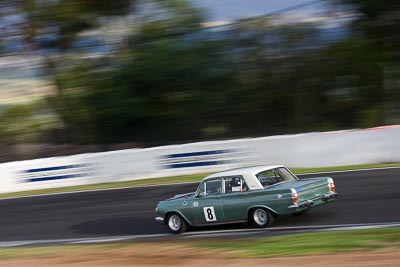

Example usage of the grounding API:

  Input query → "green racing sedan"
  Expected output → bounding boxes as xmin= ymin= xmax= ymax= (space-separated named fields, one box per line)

xmin=155 ymin=165 xmax=338 ymax=233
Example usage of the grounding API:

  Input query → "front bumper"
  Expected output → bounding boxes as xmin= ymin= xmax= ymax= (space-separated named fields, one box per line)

xmin=288 ymin=192 xmax=338 ymax=209
xmin=155 ymin=217 xmax=164 ymax=222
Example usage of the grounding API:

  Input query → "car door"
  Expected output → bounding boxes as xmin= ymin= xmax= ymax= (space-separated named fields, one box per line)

xmin=192 ymin=178 xmax=224 ymax=225
xmin=220 ymin=176 xmax=250 ymax=222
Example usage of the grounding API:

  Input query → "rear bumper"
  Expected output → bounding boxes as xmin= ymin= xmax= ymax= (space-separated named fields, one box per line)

xmin=288 ymin=192 xmax=338 ymax=209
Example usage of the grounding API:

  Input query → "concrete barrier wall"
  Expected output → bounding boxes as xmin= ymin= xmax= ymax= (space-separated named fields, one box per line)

xmin=1 ymin=126 xmax=399 ymax=194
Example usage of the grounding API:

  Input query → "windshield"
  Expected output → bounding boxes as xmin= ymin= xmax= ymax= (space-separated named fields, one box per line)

xmin=256 ymin=167 xmax=297 ymax=187
xmin=196 ymin=178 xmax=222 ymax=196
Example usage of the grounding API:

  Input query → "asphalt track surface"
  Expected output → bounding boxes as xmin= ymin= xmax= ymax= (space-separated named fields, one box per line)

xmin=0 ymin=168 xmax=399 ymax=242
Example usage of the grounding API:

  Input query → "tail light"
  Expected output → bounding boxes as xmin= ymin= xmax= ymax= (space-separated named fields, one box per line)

xmin=328 ymin=178 xmax=336 ymax=193
xmin=290 ymin=188 xmax=299 ymax=204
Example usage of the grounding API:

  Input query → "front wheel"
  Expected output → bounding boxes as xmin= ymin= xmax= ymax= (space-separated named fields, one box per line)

xmin=250 ymin=208 xmax=275 ymax=228
xmin=166 ymin=213 xmax=187 ymax=234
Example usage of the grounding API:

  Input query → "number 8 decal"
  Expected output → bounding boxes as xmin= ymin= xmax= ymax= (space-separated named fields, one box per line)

xmin=203 ymin=206 xmax=217 ymax=222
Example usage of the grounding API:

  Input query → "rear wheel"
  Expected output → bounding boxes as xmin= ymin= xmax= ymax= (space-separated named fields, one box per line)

xmin=166 ymin=213 xmax=187 ymax=234
xmin=250 ymin=208 xmax=275 ymax=228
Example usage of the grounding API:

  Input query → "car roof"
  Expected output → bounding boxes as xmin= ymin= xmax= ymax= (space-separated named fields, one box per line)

xmin=204 ymin=165 xmax=285 ymax=180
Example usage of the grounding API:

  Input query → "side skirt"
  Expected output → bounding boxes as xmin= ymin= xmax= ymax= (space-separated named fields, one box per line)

xmin=192 ymin=219 xmax=248 ymax=227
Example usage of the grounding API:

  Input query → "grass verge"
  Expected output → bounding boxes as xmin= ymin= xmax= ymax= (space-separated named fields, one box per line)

xmin=0 ymin=228 xmax=399 ymax=260
xmin=1 ymin=162 xmax=399 ymax=199
xmin=193 ymin=227 xmax=400 ymax=257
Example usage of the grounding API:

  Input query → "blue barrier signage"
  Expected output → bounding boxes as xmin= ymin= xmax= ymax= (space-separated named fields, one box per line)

xmin=159 ymin=149 xmax=244 ymax=169
xmin=18 ymin=164 xmax=97 ymax=183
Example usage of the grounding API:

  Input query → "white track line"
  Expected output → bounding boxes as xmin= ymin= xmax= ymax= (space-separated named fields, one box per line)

xmin=0 ymin=181 xmax=199 ymax=201
xmin=179 ymin=221 xmax=400 ymax=237
xmin=1 ymin=166 xmax=400 ymax=201
xmin=297 ymin=166 xmax=400 ymax=176
xmin=0 ymin=234 xmax=171 ymax=248
xmin=1 ymin=222 xmax=399 ymax=247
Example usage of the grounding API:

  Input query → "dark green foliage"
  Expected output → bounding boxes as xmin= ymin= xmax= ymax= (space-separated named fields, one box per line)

xmin=1 ymin=0 xmax=399 ymax=149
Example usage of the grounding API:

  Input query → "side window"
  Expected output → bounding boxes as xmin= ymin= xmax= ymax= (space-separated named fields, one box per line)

xmin=198 ymin=178 xmax=222 ymax=196
xmin=224 ymin=176 xmax=248 ymax=193
xmin=256 ymin=170 xmax=283 ymax=187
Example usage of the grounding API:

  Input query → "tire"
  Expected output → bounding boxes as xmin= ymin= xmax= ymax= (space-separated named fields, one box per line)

xmin=250 ymin=208 xmax=275 ymax=228
xmin=166 ymin=213 xmax=187 ymax=234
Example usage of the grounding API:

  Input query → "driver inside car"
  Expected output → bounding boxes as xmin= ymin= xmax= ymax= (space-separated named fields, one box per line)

xmin=231 ymin=177 xmax=247 ymax=192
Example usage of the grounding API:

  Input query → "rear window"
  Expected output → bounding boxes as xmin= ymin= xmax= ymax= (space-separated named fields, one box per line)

xmin=256 ymin=167 xmax=296 ymax=187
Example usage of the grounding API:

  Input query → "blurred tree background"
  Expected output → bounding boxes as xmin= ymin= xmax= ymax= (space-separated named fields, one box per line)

xmin=0 ymin=0 xmax=399 ymax=162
